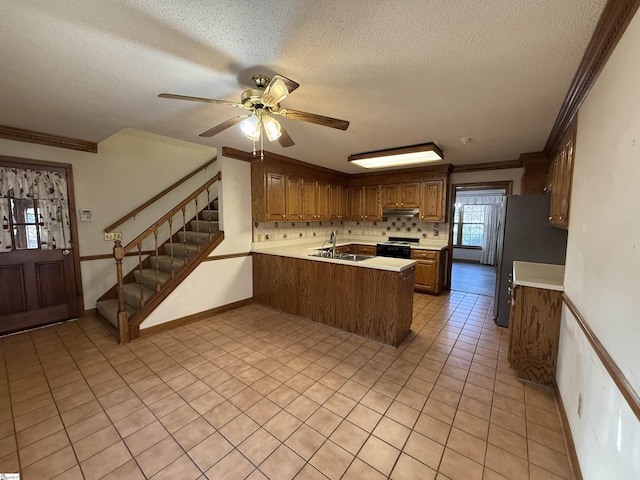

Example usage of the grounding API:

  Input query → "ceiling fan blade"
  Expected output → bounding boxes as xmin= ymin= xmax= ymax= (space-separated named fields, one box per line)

xmin=158 ymin=93 xmax=244 ymax=109
xmin=277 ymin=127 xmax=295 ymax=148
xmin=261 ymin=75 xmax=300 ymax=107
xmin=199 ymin=115 xmax=247 ymax=137
xmin=280 ymin=109 xmax=349 ymax=131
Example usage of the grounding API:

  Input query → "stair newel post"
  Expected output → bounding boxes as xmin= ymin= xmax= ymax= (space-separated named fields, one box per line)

xmin=113 ymin=240 xmax=129 ymax=344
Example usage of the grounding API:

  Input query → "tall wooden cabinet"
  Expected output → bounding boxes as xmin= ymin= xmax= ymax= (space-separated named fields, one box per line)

xmin=381 ymin=182 xmax=420 ymax=208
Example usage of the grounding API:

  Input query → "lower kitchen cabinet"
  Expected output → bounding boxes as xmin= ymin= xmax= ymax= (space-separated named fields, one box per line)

xmin=252 ymin=253 xmax=414 ymax=346
xmin=411 ymin=248 xmax=446 ymax=294
xmin=508 ymin=285 xmax=562 ymax=387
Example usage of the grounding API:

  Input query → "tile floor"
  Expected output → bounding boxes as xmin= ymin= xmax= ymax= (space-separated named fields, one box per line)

xmin=0 ymin=291 xmax=574 ymax=479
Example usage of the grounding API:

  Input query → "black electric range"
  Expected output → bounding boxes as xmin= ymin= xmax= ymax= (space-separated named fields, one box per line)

xmin=375 ymin=236 xmax=420 ymax=259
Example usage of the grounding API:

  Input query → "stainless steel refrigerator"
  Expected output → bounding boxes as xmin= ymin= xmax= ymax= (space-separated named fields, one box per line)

xmin=493 ymin=195 xmax=568 ymax=327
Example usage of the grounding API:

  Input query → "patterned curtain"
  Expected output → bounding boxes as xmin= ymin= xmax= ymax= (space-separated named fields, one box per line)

xmin=0 ymin=166 xmax=72 ymax=252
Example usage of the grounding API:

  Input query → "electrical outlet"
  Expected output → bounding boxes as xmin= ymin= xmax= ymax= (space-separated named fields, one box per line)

xmin=104 ymin=232 xmax=122 ymax=241
xmin=577 ymin=393 xmax=583 ymax=419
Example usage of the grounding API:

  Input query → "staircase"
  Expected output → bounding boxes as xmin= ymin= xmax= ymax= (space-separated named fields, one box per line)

xmin=95 ymin=170 xmax=223 ymax=342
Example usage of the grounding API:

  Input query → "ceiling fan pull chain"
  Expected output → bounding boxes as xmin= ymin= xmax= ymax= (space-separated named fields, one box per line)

xmin=260 ymin=129 xmax=265 ymax=161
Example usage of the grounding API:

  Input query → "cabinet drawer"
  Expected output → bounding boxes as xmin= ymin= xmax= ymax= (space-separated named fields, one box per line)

xmin=356 ymin=244 xmax=377 ymax=255
xmin=411 ymin=249 xmax=437 ymax=260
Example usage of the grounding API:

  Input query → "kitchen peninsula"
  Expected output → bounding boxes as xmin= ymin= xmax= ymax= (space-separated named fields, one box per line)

xmin=252 ymin=239 xmax=417 ymax=347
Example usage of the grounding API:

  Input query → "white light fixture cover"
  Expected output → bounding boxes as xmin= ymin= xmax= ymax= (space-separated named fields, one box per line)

xmin=348 ymin=143 xmax=443 ymax=169
xmin=262 ymin=114 xmax=282 ymax=141
xmin=240 ymin=114 xmax=261 ymax=141
xmin=261 ymin=77 xmax=289 ymax=106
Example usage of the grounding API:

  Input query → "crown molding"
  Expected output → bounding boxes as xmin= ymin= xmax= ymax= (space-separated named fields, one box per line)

xmin=451 ymin=159 xmax=523 ymax=173
xmin=0 ymin=124 xmax=98 ymax=153
xmin=544 ymin=0 xmax=640 ymax=157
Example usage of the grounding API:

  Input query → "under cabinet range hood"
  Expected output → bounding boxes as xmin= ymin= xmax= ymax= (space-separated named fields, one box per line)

xmin=381 ymin=208 xmax=419 ymax=219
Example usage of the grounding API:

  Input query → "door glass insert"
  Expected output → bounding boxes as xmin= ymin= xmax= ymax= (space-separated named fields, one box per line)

xmin=10 ymin=198 xmax=41 ymax=249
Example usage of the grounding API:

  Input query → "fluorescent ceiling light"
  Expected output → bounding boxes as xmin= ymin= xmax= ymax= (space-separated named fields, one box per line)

xmin=348 ymin=143 xmax=443 ymax=169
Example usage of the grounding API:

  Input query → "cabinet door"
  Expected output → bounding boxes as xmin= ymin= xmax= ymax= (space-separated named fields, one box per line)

xmin=412 ymin=250 xmax=439 ymax=293
xmin=286 ymin=176 xmax=304 ymax=220
xmin=265 ymin=172 xmax=287 ymax=221
xmin=329 ymin=184 xmax=340 ymax=220
xmin=364 ymin=185 xmax=381 ymax=220
xmin=420 ymin=180 xmax=445 ymax=222
xmin=349 ymin=187 xmax=364 ymax=220
xmin=400 ymin=182 xmax=421 ymax=208
xmin=381 ymin=184 xmax=400 ymax=208
xmin=339 ymin=186 xmax=349 ymax=220
xmin=302 ymin=180 xmax=317 ymax=220
xmin=316 ymin=182 xmax=331 ymax=221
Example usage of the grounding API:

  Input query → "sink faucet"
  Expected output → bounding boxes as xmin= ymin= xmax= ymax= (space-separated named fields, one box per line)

xmin=329 ymin=230 xmax=337 ymax=258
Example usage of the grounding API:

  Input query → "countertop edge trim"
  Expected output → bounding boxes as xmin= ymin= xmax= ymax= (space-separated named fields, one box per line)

xmin=562 ymin=293 xmax=640 ymax=422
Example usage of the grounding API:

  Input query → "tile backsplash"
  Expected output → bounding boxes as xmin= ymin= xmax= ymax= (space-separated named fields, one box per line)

xmin=253 ymin=218 xmax=449 ymax=242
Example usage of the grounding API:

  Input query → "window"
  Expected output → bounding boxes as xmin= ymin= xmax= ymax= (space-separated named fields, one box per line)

xmin=453 ymin=203 xmax=485 ymax=247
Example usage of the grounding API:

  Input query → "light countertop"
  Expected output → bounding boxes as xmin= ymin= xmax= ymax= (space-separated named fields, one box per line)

xmin=513 ymin=261 xmax=565 ymax=291
xmin=251 ymin=239 xmax=420 ymax=272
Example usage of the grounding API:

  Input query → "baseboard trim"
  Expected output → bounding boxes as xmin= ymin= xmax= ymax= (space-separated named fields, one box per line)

xmin=139 ymin=298 xmax=253 ymax=337
xmin=451 ymin=259 xmax=482 ymax=264
xmin=553 ymin=382 xmax=583 ymax=480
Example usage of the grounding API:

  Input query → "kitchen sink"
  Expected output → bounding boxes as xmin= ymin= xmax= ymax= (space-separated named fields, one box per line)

xmin=308 ymin=252 xmax=373 ymax=262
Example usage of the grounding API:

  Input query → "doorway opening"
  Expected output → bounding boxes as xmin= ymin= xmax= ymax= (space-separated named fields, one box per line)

xmin=448 ymin=181 xmax=512 ymax=296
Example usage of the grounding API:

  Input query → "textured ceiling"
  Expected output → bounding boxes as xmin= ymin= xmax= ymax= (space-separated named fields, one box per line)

xmin=0 ymin=0 xmax=607 ymax=173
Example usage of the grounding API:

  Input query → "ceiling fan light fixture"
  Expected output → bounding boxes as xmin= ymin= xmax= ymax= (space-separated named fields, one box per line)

xmin=240 ymin=114 xmax=261 ymax=141
xmin=348 ymin=142 xmax=443 ymax=169
xmin=261 ymin=77 xmax=289 ymax=106
xmin=262 ymin=114 xmax=282 ymax=141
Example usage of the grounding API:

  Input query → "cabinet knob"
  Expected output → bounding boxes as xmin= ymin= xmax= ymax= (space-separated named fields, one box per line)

xmin=400 ymin=203 xmax=404 ymax=206
xmin=548 ymin=216 xmax=552 ymax=221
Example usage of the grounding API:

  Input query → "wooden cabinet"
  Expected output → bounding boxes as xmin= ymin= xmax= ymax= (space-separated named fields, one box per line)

xmin=265 ymin=172 xmax=287 ymax=221
xmin=348 ymin=187 xmax=365 ymax=220
xmin=411 ymin=248 xmax=447 ymax=294
xmin=363 ymin=185 xmax=381 ymax=221
xmin=382 ymin=182 xmax=421 ymax=208
xmin=548 ymin=131 xmax=575 ymax=229
xmin=285 ymin=176 xmax=304 ymax=220
xmin=302 ymin=180 xmax=317 ymax=220
xmin=419 ymin=180 xmax=446 ymax=222
xmin=508 ymin=285 xmax=562 ymax=387
xmin=316 ymin=182 xmax=331 ymax=221
xmin=253 ymin=253 xmax=415 ymax=346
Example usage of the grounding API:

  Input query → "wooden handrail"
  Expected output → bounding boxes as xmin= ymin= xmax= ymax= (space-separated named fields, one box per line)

xmin=104 ymin=156 xmax=217 ymax=233
xmin=123 ymin=171 xmax=221 ymax=254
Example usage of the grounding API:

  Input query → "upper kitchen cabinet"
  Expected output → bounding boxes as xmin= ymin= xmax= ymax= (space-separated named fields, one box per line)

xmin=364 ymin=185 xmax=382 ymax=221
xmin=251 ymin=154 xmax=349 ymax=222
xmin=285 ymin=176 xmax=304 ymax=220
xmin=329 ymin=185 xmax=349 ymax=221
xmin=381 ymin=182 xmax=421 ymax=208
xmin=265 ymin=172 xmax=287 ymax=221
xmin=420 ymin=179 xmax=447 ymax=222
xmin=548 ymin=128 xmax=576 ymax=229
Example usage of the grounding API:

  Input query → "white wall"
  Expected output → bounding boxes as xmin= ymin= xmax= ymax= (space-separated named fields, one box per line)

xmin=556 ymin=10 xmax=640 ymax=479
xmin=140 ymin=154 xmax=253 ymax=329
xmin=0 ymin=127 xmax=218 ymax=308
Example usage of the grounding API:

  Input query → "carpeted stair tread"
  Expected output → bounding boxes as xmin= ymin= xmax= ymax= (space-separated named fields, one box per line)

xmin=150 ymin=255 xmax=187 ymax=274
xmin=96 ymin=299 xmax=137 ymax=328
xmin=134 ymin=269 xmax=171 ymax=291
xmin=201 ymin=209 xmax=218 ymax=221
xmin=123 ymin=282 xmax=155 ymax=308
xmin=190 ymin=220 xmax=219 ymax=233
xmin=178 ymin=230 xmax=215 ymax=245
xmin=164 ymin=242 xmax=200 ymax=258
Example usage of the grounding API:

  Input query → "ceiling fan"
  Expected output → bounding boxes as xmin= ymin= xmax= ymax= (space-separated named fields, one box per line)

xmin=158 ymin=74 xmax=350 ymax=148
